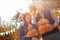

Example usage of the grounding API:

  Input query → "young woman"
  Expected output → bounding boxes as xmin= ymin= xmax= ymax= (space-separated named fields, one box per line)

xmin=20 ymin=13 xmax=37 ymax=40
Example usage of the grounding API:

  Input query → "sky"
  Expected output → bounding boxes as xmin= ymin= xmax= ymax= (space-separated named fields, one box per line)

xmin=0 ymin=0 xmax=32 ymax=22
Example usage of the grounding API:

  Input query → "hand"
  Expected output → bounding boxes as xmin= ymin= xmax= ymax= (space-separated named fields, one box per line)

xmin=27 ymin=29 xmax=38 ymax=37
xmin=38 ymin=24 xmax=54 ymax=35
xmin=38 ymin=25 xmax=46 ymax=35
xmin=28 ymin=24 xmax=33 ymax=31
xmin=45 ymin=24 xmax=54 ymax=32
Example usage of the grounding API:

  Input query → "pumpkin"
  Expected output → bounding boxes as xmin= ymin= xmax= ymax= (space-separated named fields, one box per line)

xmin=38 ymin=24 xmax=54 ymax=35
xmin=38 ymin=25 xmax=46 ymax=35
xmin=28 ymin=24 xmax=33 ymax=31
xmin=38 ymin=18 xmax=49 ymax=26
xmin=32 ymin=29 xmax=38 ymax=36
xmin=27 ymin=29 xmax=38 ymax=37
xmin=27 ymin=30 xmax=34 ymax=37
xmin=45 ymin=24 xmax=54 ymax=32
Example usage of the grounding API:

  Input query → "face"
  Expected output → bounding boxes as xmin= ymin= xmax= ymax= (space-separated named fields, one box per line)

xmin=25 ymin=14 xmax=31 ymax=23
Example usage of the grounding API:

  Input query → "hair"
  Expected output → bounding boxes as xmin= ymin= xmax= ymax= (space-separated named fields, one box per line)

xmin=23 ymin=13 xmax=32 ymax=23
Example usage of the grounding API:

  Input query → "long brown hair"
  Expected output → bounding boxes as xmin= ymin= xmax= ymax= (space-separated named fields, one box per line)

xmin=23 ymin=13 xmax=32 ymax=24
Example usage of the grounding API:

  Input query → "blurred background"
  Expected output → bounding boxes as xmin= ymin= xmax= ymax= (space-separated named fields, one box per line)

xmin=0 ymin=0 xmax=60 ymax=40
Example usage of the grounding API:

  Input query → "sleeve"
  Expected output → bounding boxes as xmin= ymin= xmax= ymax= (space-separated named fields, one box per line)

xmin=51 ymin=13 xmax=59 ymax=27
xmin=36 ymin=13 xmax=42 ymax=22
xmin=20 ymin=26 xmax=32 ymax=40
xmin=20 ymin=26 xmax=26 ymax=40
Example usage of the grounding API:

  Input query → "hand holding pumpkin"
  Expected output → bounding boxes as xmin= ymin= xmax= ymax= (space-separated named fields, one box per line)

xmin=38 ymin=18 xmax=54 ymax=35
xmin=26 ymin=24 xmax=38 ymax=37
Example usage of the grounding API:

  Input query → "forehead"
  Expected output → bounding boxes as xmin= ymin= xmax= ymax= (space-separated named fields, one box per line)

xmin=26 ymin=14 xmax=31 ymax=18
xmin=24 ymin=14 xmax=31 ymax=17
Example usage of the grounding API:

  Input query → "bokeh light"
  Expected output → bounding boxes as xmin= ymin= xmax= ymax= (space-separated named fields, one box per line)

xmin=0 ymin=0 xmax=32 ymax=22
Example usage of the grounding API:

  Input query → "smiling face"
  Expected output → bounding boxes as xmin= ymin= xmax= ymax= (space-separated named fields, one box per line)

xmin=23 ymin=13 xmax=32 ymax=24
xmin=26 ymin=15 xmax=31 ymax=22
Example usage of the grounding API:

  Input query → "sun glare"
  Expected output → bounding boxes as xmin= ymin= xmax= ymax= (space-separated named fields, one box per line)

xmin=0 ymin=0 xmax=32 ymax=22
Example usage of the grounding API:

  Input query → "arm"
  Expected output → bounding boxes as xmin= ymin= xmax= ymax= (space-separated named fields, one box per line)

xmin=20 ymin=26 xmax=26 ymax=40
xmin=36 ymin=13 xmax=42 ymax=22
xmin=51 ymin=13 xmax=59 ymax=27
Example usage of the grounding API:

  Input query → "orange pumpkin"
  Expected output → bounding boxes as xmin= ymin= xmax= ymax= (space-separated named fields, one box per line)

xmin=38 ymin=24 xmax=54 ymax=35
xmin=38 ymin=25 xmax=46 ymax=35
xmin=26 ymin=30 xmax=33 ymax=37
xmin=45 ymin=24 xmax=54 ymax=32
xmin=27 ymin=29 xmax=38 ymax=37
xmin=32 ymin=29 xmax=38 ymax=36
xmin=37 ymin=18 xmax=49 ymax=26
xmin=28 ymin=24 xmax=33 ymax=31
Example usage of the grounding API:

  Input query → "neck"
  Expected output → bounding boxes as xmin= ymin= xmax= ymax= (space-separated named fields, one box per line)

xmin=25 ymin=22 xmax=31 ymax=25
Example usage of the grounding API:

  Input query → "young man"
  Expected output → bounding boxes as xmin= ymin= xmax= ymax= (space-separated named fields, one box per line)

xmin=35 ymin=3 xmax=59 ymax=40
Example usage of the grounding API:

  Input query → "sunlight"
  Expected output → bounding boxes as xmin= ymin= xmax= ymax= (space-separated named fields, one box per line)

xmin=0 ymin=0 xmax=32 ymax=22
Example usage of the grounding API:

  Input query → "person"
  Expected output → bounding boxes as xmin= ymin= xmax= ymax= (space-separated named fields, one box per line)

xmin=34 ymin=3 xmax=59 ymax=40
xmin=20 ymin=13 xmax=38 ymax=40
xmin=35 ymin=3 xmax=59 ymax=30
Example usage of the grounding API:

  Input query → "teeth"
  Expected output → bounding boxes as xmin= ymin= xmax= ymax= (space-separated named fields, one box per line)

xmin=0 ymin=33 xmax=4 ymax=36
xmin=6 ymin=32 xmax=8 ymax=35
xmin=8 ymin=31 xmax=10 ymax=34
xmin=13 ymin=29 xmax=15 ymax=32
xmin=0 ymin=29 xmax=16 ymax=36
xmin=0 ymin=28 xmax=16 ymax=36
xmin=13 ymin=28 xmax=15 ymax=32
xmin=3 ymin=32 xmax=5 ymax=36
xmin=11 ymin=30 xmax=13 ymax=33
